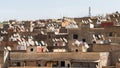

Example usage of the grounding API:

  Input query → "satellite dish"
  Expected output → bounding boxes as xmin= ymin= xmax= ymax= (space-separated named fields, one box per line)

xmin=7 ymin=46 xmax=12 ymax=51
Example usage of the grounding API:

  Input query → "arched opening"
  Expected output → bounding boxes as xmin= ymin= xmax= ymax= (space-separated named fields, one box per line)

xmin=30 ymin=48 xmax=33 ymax=52
xmin=38 ymin=64 xmax=41 ymax=67
xmin=75 ymin=49 xmax=78 ymax=52
xmin=67 ymin=64 xmax=70 ymax=68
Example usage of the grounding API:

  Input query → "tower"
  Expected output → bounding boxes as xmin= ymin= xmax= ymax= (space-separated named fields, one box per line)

xmin=89 ymin=7 xmax=91 ymax=17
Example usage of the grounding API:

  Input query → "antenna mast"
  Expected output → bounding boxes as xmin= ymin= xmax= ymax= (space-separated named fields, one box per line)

xmin=89 ymin=7 xmax=91 ymax=17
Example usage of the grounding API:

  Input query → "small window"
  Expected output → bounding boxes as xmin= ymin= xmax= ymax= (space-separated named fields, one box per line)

xmin=93 ymin=41 xmax=96 ymax=44
xmin=30 ymin=48 xmax=33 ymax=52
xmin=38 ymin=64 xmax=41 ymax=67
xmin=61 ymin=61 xmax=65 ymax=67
xmin=73 ymin=34 xmax=78 ymax=39
xmin=75 ymin=49 xmax=78 ymax=52
xmin=17 ymin=62 xmax=20 ymax=66
xmin=109 ymin=32 xmax=113 ymax=36
xmin=67 ymin=64 xmax=70 ymax=67
xmin=82 ymin=39 xmax=86 ymax=42
xmin=55 ymin=43 xmax=57 ymax=46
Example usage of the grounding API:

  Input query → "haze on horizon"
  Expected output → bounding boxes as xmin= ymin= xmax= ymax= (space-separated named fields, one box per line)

xmin=0 ymin=0 xmax=120 ymax=21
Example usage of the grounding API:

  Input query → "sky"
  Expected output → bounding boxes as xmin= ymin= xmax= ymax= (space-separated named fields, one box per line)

xmin=0 ymin=0 xmax=120 ymax=21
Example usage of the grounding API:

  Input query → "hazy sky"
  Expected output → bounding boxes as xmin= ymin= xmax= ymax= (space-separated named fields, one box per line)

xmin=0 ymin=0 xmax=120 ymax=21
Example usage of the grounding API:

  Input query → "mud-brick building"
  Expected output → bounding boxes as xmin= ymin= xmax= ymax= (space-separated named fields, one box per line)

xmin=90 ymin=26 xmax=120 ymax=44
xmin=104 ymin=26 xmax=120 ymax=43
xmin=67 ymin=24 xmax=93 ymax=44
xmin=9 ymin=48 xmax=110 ymax=68
xmin=91 ymin=44 xmax=120 ymax=68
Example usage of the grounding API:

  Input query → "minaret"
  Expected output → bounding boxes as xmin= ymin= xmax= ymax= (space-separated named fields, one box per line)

xmin=89 ymin=7 xmax=91 ymax=17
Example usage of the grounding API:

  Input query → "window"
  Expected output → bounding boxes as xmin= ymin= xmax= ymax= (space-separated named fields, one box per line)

xmin=61 ymin=61 xmax=65 ymax=67
xmin=75 ymin=49 xmax=78 ymax=52
xmin=82 ymin=38 xmax=86 ymax=42
xmin=109 ymin=32 xmax=113 ymax=36
xmin=17 ymin=62 xmax=20 ymax=66
xmin=67 ymin=64 xmax=70 ymax=67
xmin=38 ymin=64 xmax=41 ymax=67
xmin=30 ymin=48 xmax=33 ymax=52
xmin=73 ymin=34 xmax=78 ymax=39
xmin=54 ymin=43 xmax=57 ymax=46
xmin=93 ymin=41 xmax=96 ymax=44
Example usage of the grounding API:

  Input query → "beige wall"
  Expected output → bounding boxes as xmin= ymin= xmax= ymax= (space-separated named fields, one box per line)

xmin=26 ymin=61 xmax=37 ymax=66
xmin=102 ymin=66 xmax=115 ymax=68
xmin=68 ymin=28 xmax=92 ymax=44
xmin=27 ymin=46 xmax=37 ymax=53
xmin=99 ymin=52 xmax=110 ymax=68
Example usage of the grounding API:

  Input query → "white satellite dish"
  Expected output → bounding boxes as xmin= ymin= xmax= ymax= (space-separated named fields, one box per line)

xmin=7 ymin=46 xmax=12 ymax=51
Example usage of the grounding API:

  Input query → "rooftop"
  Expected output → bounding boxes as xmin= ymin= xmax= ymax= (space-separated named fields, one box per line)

xmin=10 ymin=52 xmax=103 ymax=62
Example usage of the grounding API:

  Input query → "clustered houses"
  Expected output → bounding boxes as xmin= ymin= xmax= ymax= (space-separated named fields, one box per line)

xmin=0 ymin=12 xmax=120 ymax=68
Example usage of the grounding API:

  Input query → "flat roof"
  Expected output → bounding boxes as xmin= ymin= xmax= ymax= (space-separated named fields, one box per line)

xmin=10 ymin=52 xmax=102 ymax=62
